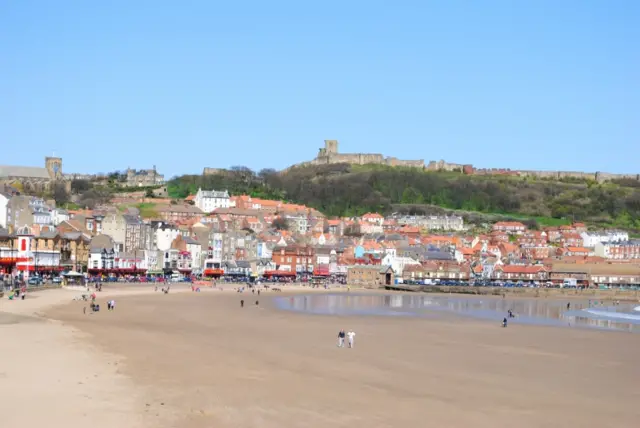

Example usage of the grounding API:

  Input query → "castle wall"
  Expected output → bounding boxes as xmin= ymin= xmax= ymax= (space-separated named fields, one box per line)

xmin=427 ymin=160 xmax=464 ymax=172
xmin=203 ymin=168 xmax=228 ymax=175
xmin=286 ymin=140 xmax=640 ymax=182
xmin=595 ymin=172 xmax=640 ymax=182
xmin=385 ymin=158 xmax=425 ymax=168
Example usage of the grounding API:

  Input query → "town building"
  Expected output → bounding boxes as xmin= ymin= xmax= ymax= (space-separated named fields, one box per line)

xmin=346 ymin=265 xmax=394 ymax=287
xmin=272 ymin=245 xmax=315 ymax=273
xmin=151 ymin=221 xmax=180 ymax=252
xmin=156 ymin=204 xmax=204 ymax=222
xmin=492 ymin=265 xmax=548 ymax=282
xmin=492 ymin=221 xmax=527 ymax=234
xmin=581 ymin=230 xmax=630 ymax=248
xmin=194 ymin=188 xmax=231 ymax=213
xmin=394 ymin=214 xmax=464 ymax=231
xmin=0 ymin=192 xmax=9 ymax=228
xmin=125 ymin=166 xmax=164 ymax=187
xmin=594 ymin=240 xmax=640 ymax=260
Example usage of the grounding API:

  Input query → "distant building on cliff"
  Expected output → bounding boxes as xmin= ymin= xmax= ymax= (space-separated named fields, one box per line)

xmin=125 ymin=166 xmax=164 ymax=187
xmin=0 ymin=156 xmax=69 ymax=193
xmin=304 ymin=140 xmax=425 ymax=169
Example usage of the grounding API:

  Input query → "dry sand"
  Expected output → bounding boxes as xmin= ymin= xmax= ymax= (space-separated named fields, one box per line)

xmin=30 ymin=286 xmax=640 ymax=428
xmin=0 ymin=286 xmax=193 ymax=428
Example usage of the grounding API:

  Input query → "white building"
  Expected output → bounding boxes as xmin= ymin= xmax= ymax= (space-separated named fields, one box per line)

xmin=51 ymin=208 xmax=70 ymax=226
xmin=89 ymin=248 xmax=116 ymax=271
xmin=581 ymin=230 xmax=629 ymax=248
xmin=0 ymin=192 xmax=9 ymax=228
xmin=381 ymin=253 xmax=420 ymax=275
xmin=194 ymin=188 xmax=231 ymax=213
xmin=395 ymin=214 xmax=464 ymax=231
xmin=208 ymin=231 xmax=224 ymax=267
xmin=256 ymin=241 xmax=273 ymax=260
xmin=594 ymin=240 xmax=640 ymax=260
xmin=184 ymin=237 xmax=203 ymax=270
xmin=154 ymin=222 xmax=180 ymax=251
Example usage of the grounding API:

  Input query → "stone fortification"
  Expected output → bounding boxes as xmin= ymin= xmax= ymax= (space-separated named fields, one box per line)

xmin=309 ymin=140 xmax=425 ymax=168
xmin=281 ymin=139 xmax=638 ymax=183
xmin=203 ymin=167 xmax=229 ymax=176
xmin=503 ymin=170 xmax=639 ymax=182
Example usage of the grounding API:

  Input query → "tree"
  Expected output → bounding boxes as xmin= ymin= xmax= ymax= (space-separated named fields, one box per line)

xmin=71 ymin=179 xmax=91 ymax=194
xmin=272 ymin=216 xmax=289 ymax=230
xmin=344 ymin=224 xmax=362 ymax=236
xmin=53 ymin=182 xmax=70 ymax=205
xmin=145 ymin=188 xmax=155 ymax=198
xmin=79 ymin=188 xmax=112 ymax=209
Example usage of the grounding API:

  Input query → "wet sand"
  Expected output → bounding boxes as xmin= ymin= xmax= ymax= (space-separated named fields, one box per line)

xmin=45 ymin=288 xmax=640 ymax=428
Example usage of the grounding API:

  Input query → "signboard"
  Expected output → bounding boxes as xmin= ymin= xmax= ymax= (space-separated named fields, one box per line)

xmin=0 ymin=257 xmax=31 ymax=263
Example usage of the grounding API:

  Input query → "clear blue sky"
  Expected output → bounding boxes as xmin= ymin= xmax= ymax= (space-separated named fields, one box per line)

xmin=2 ymin=0 xmax=638 ymax=178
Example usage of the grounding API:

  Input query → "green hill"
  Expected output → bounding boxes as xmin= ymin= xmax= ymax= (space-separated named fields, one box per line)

xmin=167 ymin=164 xmax=640 ymax=231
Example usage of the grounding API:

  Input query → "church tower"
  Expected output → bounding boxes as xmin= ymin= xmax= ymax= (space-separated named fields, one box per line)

xmin=45 ymin=157 xmax=63 ymax=180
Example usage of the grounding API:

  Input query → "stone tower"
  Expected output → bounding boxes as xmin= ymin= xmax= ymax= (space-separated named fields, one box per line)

xmin=45 ymin=157 xmax=63 ymax=180
xmin=324 ymin=140 xmax=338 ymax=155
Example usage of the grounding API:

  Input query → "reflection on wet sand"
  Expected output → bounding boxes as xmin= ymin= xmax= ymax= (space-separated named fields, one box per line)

xmin=276 ymin=294 xmax=640 ymax=333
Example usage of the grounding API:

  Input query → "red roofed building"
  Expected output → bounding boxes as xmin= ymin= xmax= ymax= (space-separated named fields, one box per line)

xmin=559 ymin=247 xmax=593 ymax=257
xmin=492 ymin=221 xmax=527 ymax=234
xmin=560 ymin=232 xmax=583 ymax=248
xmin=361 ymin=212 xmax=384 ymax=225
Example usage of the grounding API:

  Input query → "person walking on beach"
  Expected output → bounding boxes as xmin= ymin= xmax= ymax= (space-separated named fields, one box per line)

xmin=503 ymin=317 xmax=508 ymax=328
xmin=337 ymin=329 xmax=345 ymax=347
xmin=240 ymin=299 xmax=244 ymax=308
xmin=110 ymin=300 xmax=115 ymax=311
xmin=107 ymin=301 xmax=112 ymax=310
xmin=347 ymin=330 xmax=356 ymax=348
xmin=567 ymin=302 xmax=571 ymax=310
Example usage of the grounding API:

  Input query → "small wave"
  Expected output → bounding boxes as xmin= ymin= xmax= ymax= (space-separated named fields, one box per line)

xmin=634 ymin=306 xmax=640 ymax=312
xmin=584 ymin=309 xmax=640 ymax=322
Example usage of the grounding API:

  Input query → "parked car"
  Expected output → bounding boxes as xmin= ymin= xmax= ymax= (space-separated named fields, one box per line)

xmin=28 ymin=277 xmax=43 ymax=286
xmin=52 ymin=277 xmax=62 ymax=284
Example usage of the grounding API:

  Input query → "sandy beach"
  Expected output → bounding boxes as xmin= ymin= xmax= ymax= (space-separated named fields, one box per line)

xmin=0 ymin=286 xmax=194 ymax=428
xmin=10 ymin=285 xmax=632 ymax=428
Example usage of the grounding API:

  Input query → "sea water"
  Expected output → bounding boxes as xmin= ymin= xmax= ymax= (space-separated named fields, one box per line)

xmin=274 ymin=294 xmax=640 ymax=333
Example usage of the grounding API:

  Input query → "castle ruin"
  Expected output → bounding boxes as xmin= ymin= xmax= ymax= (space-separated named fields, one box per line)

xmin=310 ymin=140 xmax=425 ymax=168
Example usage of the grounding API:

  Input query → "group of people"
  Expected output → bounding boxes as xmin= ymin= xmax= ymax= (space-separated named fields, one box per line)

xmin=337 ymin=329 xmax=356 ymax=348
xmin=503 ymin=309 xmax=516 ymax=327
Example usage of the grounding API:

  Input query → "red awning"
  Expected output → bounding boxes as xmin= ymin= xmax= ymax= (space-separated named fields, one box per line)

xmin=16 ymin=265 xmax=64 ymax=272
xmin=313 ymin=265 xmax=330 ymax=276
xmin=263 ymin=270 xmax=296 ymax=277
xmin=203 ymin=269 xmax=224 ymax=276
xmin=0 ymin=257 xmax=29 ymax=265
xmin=88 ymin=268 xmax=146 ymax=274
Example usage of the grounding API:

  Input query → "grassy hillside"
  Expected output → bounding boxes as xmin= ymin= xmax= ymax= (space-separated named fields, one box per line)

xmin=167 ymin=164 xmax=640 ymax=230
